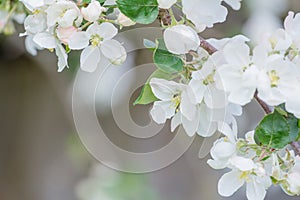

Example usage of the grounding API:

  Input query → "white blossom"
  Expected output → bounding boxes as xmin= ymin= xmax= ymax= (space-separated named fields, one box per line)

xmin=164 ymin=25 xmax=200 ymax=55
xmin=216 ymin=41 xmax=259 ymax=105
xmin=182 ymin=0 xmax=228 ymax=32
xmin=46 ymin=0 xmax=83 ymax=28
xmin=257 ymin=55 xmax=298 ymax=106
xmin=79 ymin=22 xmax=126 ymax=72
xmin=149 ymin=78 xmax=186 ymax=124
xmin=81 ymin=0 xmax=106 ymax=22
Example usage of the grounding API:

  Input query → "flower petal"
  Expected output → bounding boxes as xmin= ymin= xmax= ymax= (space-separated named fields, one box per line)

xmin=68 ymin=31 xmax=89 ymax=50
xmin=246 ymin=180 xmax=267 ymax=200
xmin=218 ymin=170 xmax=244 ymax=197
xmin=101 ymin=39 xmax=126 ymax=65
xmin=80 ymin=46 xmax=101 ymax=72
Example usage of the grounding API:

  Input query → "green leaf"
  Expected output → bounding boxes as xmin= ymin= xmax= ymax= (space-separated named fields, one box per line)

xmin=116 ymin=0 xmax=159 ymax=24
xmin=255 ymin=111 xmax=290 ymax=149
xmin=133 ymin=69 xmax=177 ymax=105
xmin=153 ymin=39 xmax=184 ymax=73
xmin=133 ymin=84 xmax=158 ymax=105
xmin=286 ymin=113 xmax=300 ymax=142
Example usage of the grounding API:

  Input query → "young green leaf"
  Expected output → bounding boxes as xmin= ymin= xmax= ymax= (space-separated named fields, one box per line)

xmin=255 ymin=111 xmax=290 ymax=149
xmin=286 ymin=113 xmax=300 ymax=142
xmin=133 ymin=84 xmax=158 ymax=105
xmin=116 ymin=0 xmax=159 ymax=24
xmin=153 ymin=39 xmax=184 ymax=73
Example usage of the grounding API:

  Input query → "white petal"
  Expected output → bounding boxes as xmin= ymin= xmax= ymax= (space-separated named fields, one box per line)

xmin=211 ymin=140 xmax=236 ymax=160
xmin=223 ymin=0 xmax=241 ymax=10
xmin=25 ymin=35 xmax=43 ymax=56
xmin=81 ymin=0 xmax=103 ymax=22
xmin=217 ymin=66 xmax=242 ymax=92
xmin=228 ymin=87 xmax=256 ymax=106
xmin=218 ymin=170 xmax=244 ymax=197
xmin=171 ymin=112 xmax=181 ymax=132
xmin=164 ymin=24 xmax=200 ymax=54
xmin=33 ymin=32 xmax=56 ymax=49
xmin=197 ymin=104 xmax=217 ymax=137
xmin=230 ymin=156 xmax=256 ymax=171
xmin=227 ymin=103 xmax=243 ymax=116
xmin=87 ymin=22 xmax=118 ymax=40
xmin=204 ymin=86 xmax=227 ymax=109
xmin=157 ymin=0 xmax=177 ymax=9
xmin=55 ymin=44 xmax=68 ymax=72
xmin=150 ymin=78 xmax=185 ymax=101
xmin=68 ymin=32 xmax=89 ymax=50
xmin=223 ymin=42 xmax=250 ymax=67
xmin=182 ymin=0 xmax=228 ymax=31
xmin=100 ymin=39 xmax=126 ymax=65
xmin=207 ymin=159 xmax=228 ymax=169
xmin=181 ymin=111 xmax=200 ymax=137
xmin=246 ymin=181 xmax=267 ymax=200
xmin=80 ymin=46 xmax=101 ymax=72
xmin=286 ymin=95 xmax=300 ymax=118
xmin=217 ymin=122 xmax=236 ymax=141
xmin=187 ymin=79 xmax=206 ymax=104
xmin=180 ymin=90 xmax=196 ymax=120
xmin=150 ymin=101 xmax=176 ymax=124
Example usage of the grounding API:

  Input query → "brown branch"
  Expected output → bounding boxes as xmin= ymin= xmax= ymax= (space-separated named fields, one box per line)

xmin=291 ymin=142 xmax=300 ymax=156
xmin=254 ymin=92 xmax=272 ymax=114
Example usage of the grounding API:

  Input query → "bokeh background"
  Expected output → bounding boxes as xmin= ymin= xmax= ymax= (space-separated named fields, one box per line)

xmin=1 ymin=1 xmax=300 ymax=200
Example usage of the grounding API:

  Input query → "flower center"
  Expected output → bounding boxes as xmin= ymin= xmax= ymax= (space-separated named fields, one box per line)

xmin=203 ymin=70 xmax=215 ymax=85
xmin=171 ymin=94 xmax=181 ymax=113
xmin=239 ymin=171 xmax=251 ymax=182
xmin=33 ymin=9 xmax=41 ymax=15
xmin=90 ymin=34 xmax=103 ymax=47
xmin=60 ymin=9 xmax=68 ymax=18
xmin=268 ymin=70 xmax=280 ymax=88
xmin=269 ymin=38 xmax=277 ymax=50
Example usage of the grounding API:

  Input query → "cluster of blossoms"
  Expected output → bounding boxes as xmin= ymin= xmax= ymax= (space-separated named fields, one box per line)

xmin=19 ymin=0 xmax=134 ymax=72
xmin=209 ymin=123 xmax=300 ymax=199
xmin=3 ymin=0 xmax=300 ymax=199
xmin=146 ymin=10 xmax=300 ymax=199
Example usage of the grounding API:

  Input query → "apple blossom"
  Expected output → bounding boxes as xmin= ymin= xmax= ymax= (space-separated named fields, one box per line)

xmin=7 ymin=0 xmax=300 ymax=199
xmin=163 ymin=24 xmax=200 ymax=55
xmin=46 ymin=0 xmax=83 ymax=28
xmin=216 ymin=41 xmax=259 ymax=105
xmin=81 ymin=0 xmax=106 ymax=22
xmin=182 ymin=0 xmax=228 ymax=32
xmin=79 ymin=22 xmax=126 ymax=72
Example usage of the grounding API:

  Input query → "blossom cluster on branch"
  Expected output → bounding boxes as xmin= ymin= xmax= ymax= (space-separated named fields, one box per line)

xmin=2 ymin=0 xmax=300 ymax=199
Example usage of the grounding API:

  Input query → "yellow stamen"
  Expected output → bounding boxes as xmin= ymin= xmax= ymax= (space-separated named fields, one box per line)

xmin=203 ymin=72 xmax=215 ymax=85
xmin=268 ymin=70 xmax=280 ymax=88
xmin=90 ymin=34 xmax=103 ymax=47
xmin=239 ymin=171 xmax=251 ymax=182
xmin=171 ymin=94 xmax=181 ymax=113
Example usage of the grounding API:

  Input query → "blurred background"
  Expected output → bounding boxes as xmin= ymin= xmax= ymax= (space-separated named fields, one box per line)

xmin=1 ymin=1 xmax=300 ymax=200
